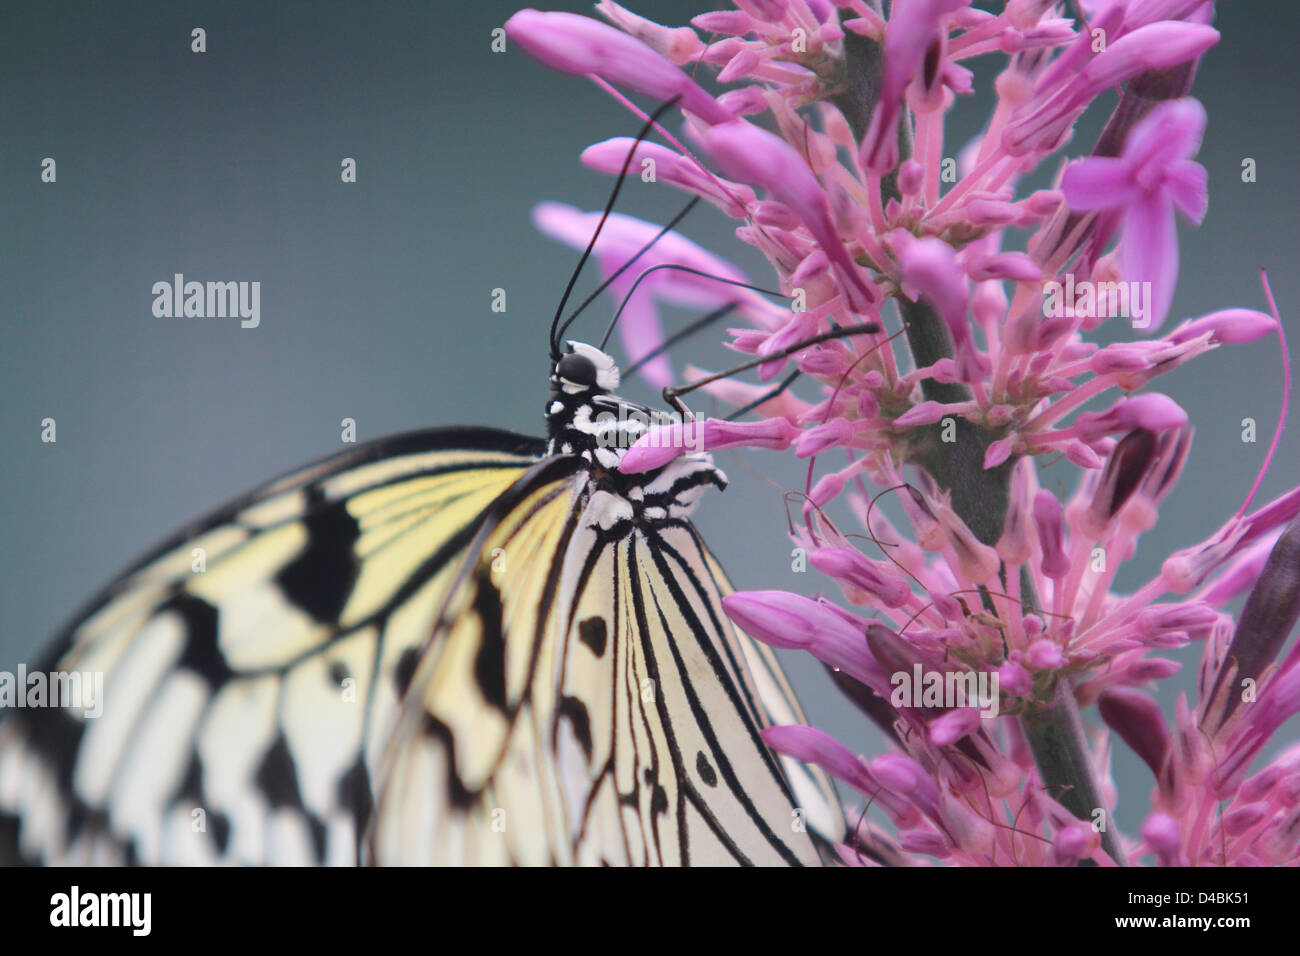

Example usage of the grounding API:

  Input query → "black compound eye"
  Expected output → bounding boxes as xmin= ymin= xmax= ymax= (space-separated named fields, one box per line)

xmin=556 ymin=352 xmax=598 ymax=387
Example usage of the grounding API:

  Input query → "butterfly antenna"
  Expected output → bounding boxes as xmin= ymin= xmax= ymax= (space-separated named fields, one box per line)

xmin=598 ymin=265 xmax=789 ymax=352
xmin=624 ymin=301 xmax=738 ymax=377
xmin=556 ymin=196 xmax=701 ymax=347
xmin=661 ymin=322 xmax=882 ymax=418
xmin=723 ymin=369 xmax=802 ymax=420
xmin=549 ymin=96 xmax=681 ymax=361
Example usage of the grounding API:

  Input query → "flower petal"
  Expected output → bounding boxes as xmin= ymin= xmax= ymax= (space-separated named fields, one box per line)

xmin=1121 ymin=193 xmax=1178 ymax=330
xmin=608 ymin=287 xmax=672 ymax=387
xmin=1164 ymin=159 xmax=1208 ymax=224
xmin=1061 ymin=157 xmax=1139 ymax=211
xmin=703 ymin=121 xmax=879 ymax=312
xmin=1126 ymin=98 xmax=1207 ymax=181
xmin=506 ymin=9 xmax=734 ymax=125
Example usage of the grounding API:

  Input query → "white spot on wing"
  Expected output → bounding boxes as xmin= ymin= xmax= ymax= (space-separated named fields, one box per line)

xmin=106 ymin=671 xmax=209 ymax=865
xmin=74 ymin=611 xmax=186 ymax=806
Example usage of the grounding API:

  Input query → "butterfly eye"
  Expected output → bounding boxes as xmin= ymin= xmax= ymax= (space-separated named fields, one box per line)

xmin=556 ymin=352 xmax=598 ymax=388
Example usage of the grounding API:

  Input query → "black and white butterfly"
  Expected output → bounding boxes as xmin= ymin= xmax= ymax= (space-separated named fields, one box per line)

xmin=0 ymin=92 xmax=851 ymax=865
xmin=0 ymin=308 xmax=845 ymax=868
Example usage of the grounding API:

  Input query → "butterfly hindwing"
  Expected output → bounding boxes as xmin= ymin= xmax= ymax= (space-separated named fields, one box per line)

xmin=370 ymin=490 xmax=837 ymax=865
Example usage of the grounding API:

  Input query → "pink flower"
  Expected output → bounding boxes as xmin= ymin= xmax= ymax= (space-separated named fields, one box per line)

xmin=515 ymin=2 xmax=1295 ymax=867
xmin=1062 ymin=98 xmax=1209 ymax=330
xmin=505 ymin=9 xmax=733 ymax=124
xmin=702 ymin=121 xmax=879 ymax=313
xmin=620 ymin=416 xmax=799 ymax=473
xmin=859 ymin=0 xmax=970 ymax=174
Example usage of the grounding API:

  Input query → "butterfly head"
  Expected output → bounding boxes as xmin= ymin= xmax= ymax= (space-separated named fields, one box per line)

xmin=551 ymin=341 xmax=621 ymax=397
xmin=546 ymin=341 xmax=641 ymax=456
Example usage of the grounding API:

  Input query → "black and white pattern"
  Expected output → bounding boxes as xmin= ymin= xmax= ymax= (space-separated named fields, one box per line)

xmin=0 ymin=343 xmax=840 ymax=866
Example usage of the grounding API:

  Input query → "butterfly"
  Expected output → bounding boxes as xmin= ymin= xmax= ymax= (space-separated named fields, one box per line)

xmin=0 ymin=89 xmax=852 ymax=865
xmin=0 ymin=313 xmax=846 ymax=866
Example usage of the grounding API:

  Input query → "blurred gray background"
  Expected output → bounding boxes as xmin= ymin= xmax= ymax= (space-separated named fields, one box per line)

xmin=2 ymin=1 xmax=1296 ymax=834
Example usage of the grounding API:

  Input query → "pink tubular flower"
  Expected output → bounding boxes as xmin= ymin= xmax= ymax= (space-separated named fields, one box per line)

xmin=860 ymin=0 xmax=971 ymax=174
xmin=517 ymin=2 xmax=1297 ymax=867
xmin=702 ymin=121 xmax=880 ymax=313
xmin=620 ymin=416 xmax=799 ymax=473
xmin=1062 ymin=98 xmax=1209 ymax=329
xmin=581 ymin=137 xmax=756 ymax=217
xmin=505 ymin=9 xmax=734 ymax=124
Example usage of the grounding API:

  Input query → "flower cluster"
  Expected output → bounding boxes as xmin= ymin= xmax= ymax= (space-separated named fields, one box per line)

xmin=508 ymin=1 xmax=1299 ymax=865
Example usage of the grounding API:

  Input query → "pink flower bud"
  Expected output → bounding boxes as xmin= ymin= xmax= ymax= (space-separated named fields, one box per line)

xmin=897 ymin=236 xmax=970 ymax=330
xmin=1141 ymin=811 xmax=1182 ymax=865
xmin=620 ymin=416 xmax=798 ymax=473
xmin=998 ymin=659 xmax=1033 ymax=696
xmin=983 ymin=438 xmax=1014 ymax=469
xmin=869 ymin=753 xmax=940 ymax=817
xmin=1063 ymin=441 xmax=1103 ymax=469
xmin=735 ymin=0 xmax=788 ymax=22
xmin=897 ymin=158 xmax=925 ymax=196
xmin=723 ymin=591 xmax=885 ymax=689
xmin=1073 ymin=394 xmax=1188 ymax=443
xmin=930 ymin=705 xmax=982 ymax=746
xmin=809 ymin=471 xmax=846 ymax=507
xmin=580 ymin=138 xmax=756 ymax=216
xmin=796 ymin=418 xmax=855 ymax=457
xmin=1167 ymin=309 xmax=1277 ymax=346
xmin=1127 ymin=658 xmax=1181 ymax=682
xmin=812 ymin=547 xmax=913 ymax=608
xmin=761 ymin=725 xmax=878 ymax=797
xmin=1034 ymin=490 xmax=1070 ymax=578
xmin=704 ymin=121 xmax=879 ymax=312
xmin=1089 ymin=343 xmax=1157 ymax=375
xmin=1026 ymin=639 xmax=1064 ymax=670
xmin=1052 ymin=823 xmax=1096 ymax=866
xmin=690 ymin=11 xmax=757 ymax=35
xmin=506 ymin=10 xmax=734 ymax=125
xmin=966 ymin=251 xmax=1040 ymax=282
xmin=895 ymin=401 xmax=962 ymax=426
xmin=1222 ymin=802 xmax=1271 ymax=837
xmin=1079 ymin=24 xmax=1220 ymax=98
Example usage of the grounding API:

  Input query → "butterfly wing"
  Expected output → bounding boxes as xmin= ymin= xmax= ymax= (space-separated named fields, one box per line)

xmin=371 ymin=491 xmax=842 ymax=865
xmin=0 ymin=427 xmax=558 ymax=865
xmin=1 ymin=427 xmax=839 ymax=866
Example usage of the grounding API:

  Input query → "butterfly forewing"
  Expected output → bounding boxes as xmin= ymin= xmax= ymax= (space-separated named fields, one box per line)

xmin=0 ymin=429 xmax=545 ymax=865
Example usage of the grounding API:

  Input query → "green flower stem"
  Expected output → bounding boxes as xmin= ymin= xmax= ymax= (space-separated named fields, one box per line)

xmin=1022 ymin=681 xmax=1129 ymax=865
xmin=901 ymin=303 xmax=1122 ymax=864
xmin=899 ymin=299 xmax=1012 ymax=548
xmin=832 ymin=22 xmax=1125 ymax=865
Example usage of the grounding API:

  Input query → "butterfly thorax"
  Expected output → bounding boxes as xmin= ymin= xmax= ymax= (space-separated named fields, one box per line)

xmin=545 ymin=341 xmax=726 ymax=528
